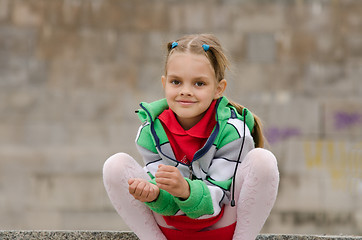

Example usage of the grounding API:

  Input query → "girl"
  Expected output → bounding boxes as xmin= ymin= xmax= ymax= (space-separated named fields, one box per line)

xmin=103 ymin=34 xmax=279 ymax=240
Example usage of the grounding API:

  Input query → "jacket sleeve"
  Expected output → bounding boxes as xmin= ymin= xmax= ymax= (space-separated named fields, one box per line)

xmin=144 ymin=178 xmax=180 ymax=216
xmin=173 ymin=178 xmax=214 ymax=218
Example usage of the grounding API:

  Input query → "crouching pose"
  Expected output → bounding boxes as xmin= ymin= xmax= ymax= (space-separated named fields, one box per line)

xmin=103 ymin=33 xmax=279 ymax=240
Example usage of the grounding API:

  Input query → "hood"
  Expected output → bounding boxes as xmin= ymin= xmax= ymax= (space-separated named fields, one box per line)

xmin=137 ymin=98 xmax=169 ymax=123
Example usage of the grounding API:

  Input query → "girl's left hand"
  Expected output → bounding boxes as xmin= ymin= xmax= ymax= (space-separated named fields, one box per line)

xmin=155 ymin=164 xmax=190 ymax=200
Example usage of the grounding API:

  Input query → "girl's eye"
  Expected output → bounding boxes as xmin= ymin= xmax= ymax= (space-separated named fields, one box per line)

xmin=171 ymin=80 xmax=181 ymax=85
xmin=195 ymin=81 xmax=205 ymax=87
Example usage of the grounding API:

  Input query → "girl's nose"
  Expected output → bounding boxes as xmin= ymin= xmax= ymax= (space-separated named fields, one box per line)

xmin=180 ymin=85 xmax=192 ymax=96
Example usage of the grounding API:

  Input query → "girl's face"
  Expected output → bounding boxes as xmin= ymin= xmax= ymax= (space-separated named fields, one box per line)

xmin=162 ymin=52 xmax=226 ymax=130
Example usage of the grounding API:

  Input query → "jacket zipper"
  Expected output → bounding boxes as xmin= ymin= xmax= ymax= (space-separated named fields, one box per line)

xmin=188 ymin=165 xmax=193 ymax=179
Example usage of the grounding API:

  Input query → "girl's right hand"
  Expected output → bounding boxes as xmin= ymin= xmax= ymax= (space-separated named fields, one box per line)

xmin=128 ymin=178 xmax=160 ymax=203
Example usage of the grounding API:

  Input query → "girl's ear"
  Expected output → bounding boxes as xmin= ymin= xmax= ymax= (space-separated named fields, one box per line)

xmin=161 ymin=76 xmax=166 ymax=89
xmin=214 ymin=79 xmax=227 ymax=99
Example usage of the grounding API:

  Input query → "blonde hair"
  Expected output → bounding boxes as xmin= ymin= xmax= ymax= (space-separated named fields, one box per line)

xmin=165 ymin=33 xmax=265 ymax=148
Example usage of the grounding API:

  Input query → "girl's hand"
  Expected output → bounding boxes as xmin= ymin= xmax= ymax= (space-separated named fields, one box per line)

xmin=128 ymin=178 xmax=160 ymax=203
xmin=155 ymin=164 xmax=190 ymax=199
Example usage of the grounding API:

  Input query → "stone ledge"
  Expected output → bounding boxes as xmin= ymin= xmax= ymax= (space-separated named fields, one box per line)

xmin=0 ymin=231 xmax=361 ymax=240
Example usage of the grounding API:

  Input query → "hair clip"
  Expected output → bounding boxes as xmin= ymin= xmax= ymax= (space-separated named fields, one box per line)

xmin=171 ymin=42 xmax=178 ymax=49
xmin=202 ymin=44 xmax=210 ymax=52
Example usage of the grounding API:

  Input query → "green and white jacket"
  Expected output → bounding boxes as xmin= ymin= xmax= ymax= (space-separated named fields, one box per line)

xmin=135 ymin=96 xmax=255 ymax=219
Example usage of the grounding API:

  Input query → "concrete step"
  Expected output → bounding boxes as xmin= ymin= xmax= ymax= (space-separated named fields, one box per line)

xmin=0 ymin=231 xmax=360 ymax=240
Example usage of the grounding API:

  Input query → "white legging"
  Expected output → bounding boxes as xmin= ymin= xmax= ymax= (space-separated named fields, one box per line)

xmin=103 ymin=148 xmax=279 ymax=240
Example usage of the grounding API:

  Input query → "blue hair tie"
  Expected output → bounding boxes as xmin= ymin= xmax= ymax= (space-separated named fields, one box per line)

xmin=202 ymin=44 xmax=210 ymax=51
xmin=171 ymin=42 xmax=178 ymax=49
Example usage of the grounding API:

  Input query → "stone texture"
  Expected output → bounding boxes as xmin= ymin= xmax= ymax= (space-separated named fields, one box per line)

xmin=0 ymin=232 xmax=361 ymax=240
xmin=0 ymin=0 xmax=362 ymax=236
xmin=246 ymin=33 xmax=276 ymax=63
xmin=0 ymin=231 xmax=137 ymax=240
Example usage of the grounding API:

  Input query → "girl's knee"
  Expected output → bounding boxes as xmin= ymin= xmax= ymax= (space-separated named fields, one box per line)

xmin=103 ymin=152 xmax=135 ymax=177
xmin=248 ymin=148 xmax=277 ymax=165
xmin=247 ymin=148 xmax=279 ymax=179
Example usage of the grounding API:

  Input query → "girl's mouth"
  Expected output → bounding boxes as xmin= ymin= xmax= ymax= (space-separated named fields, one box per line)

xmin=177 ymin=100 xmax=196 ymax=106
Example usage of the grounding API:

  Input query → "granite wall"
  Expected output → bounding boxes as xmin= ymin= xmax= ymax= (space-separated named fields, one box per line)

xmin=1 ymin=231 xmax=361 ymax=240
xmin=0 ymin=0 xmax=361 ymax=236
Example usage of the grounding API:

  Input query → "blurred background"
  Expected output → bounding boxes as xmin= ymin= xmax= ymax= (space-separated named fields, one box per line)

xmin=0 ymin=0 xmax=361 ymax=236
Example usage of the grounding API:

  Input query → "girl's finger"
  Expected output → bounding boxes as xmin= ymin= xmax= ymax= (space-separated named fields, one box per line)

xmin=156 ymin=181 xmax=174 ymax=191
xmin=141 ymin=184 xmax=150 ymax=199
xmin=156 ymin=183 xmax=167 ymax=191
xmin=155 ymin=171 xmax=176 ymax=179
xmin=128 ymin=180 xmax=139 ymax=194
xmin=155 ymin=177 xmax=172 ymax=186
xmin=128 ymin=178 xmax=135 ymax=185
xmin=157 ymin=164 xmax=177 ymax=172
xmin=134 ymin=181 xmax=146 ymax=196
